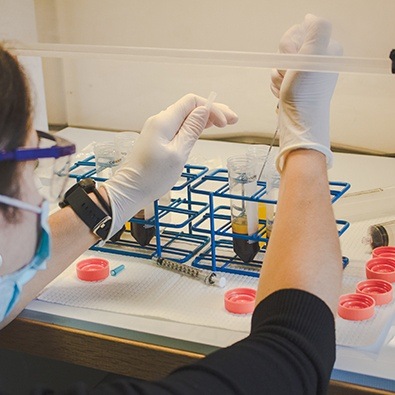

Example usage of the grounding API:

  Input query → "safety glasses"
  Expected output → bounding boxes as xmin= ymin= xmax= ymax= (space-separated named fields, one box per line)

xmin=0 ymin=131 xmax=76 ymax=201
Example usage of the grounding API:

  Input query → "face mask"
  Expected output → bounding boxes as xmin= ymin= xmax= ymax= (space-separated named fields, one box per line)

xmin=0 ymin=195 xmax=50 ymax=321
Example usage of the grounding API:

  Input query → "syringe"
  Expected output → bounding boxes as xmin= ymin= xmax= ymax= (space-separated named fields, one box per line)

xmin=362 ymin=220 xmax=395 ymax=250
xmin=154 ymin=257 xmax=226 ymax=288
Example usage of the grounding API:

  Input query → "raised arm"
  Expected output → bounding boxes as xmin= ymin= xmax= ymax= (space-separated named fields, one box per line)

xmin=0 ymin=94 xmax=237 ymax=329
xmin=256 ymin=14 xmax=343 ymax=315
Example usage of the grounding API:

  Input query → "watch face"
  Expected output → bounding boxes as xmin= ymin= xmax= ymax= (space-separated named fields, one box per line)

xmin=80 ymin=178 xmax=96 ymax=190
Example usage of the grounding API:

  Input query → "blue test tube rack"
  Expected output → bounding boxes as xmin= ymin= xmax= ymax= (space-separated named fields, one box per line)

xmin=189 ymin=168 xmax=351 ymax=276
xmin=68 ymin=155 xmax=210 ymax=263
xmin=68 ymin=156 xmax=351 ymax=277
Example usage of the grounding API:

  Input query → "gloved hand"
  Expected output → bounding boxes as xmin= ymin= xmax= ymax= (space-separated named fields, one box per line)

xmin=103 ymin=93 xmax=238 ymax=238
xmin=271 ymin=14 xmax=343 ymax=172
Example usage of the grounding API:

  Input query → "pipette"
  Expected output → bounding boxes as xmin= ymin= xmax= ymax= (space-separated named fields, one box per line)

xmin=154 ymin=257 xmax=227 ymax=288
xmin=257 ymin=104 xmax=279 ymax=181
xmin=205 ymin=91 xmax=217 ymax=111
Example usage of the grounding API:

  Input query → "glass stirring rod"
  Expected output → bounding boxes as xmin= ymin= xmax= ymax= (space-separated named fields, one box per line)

xmin=258 ymin=105 xmax=279 ymax=181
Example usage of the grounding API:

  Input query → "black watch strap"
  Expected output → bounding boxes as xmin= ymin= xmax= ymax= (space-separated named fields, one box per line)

xmin=66 ymin=186 xmax=112 ymax=240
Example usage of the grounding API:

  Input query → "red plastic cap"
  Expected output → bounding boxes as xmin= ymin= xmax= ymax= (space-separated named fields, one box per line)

xmin=365 ymin=257 xmax=395 ymax=283
xmin=76 ymin=258 xmax=110 ymax=282
xmin=338 ymin=293 xmax=375 ymax=321
xmin=356 ymin=279 xmax=393 ymax=306
xmin=372 ymin=246 xmax=395 ymax=259
xmin=224 ymin=288 xmax=256 ymax=314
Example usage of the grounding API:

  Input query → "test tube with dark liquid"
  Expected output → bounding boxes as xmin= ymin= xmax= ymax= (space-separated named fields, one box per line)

xmin=231 ymin=215 xmax=260 ymax=263
xmin=130 ymin=209 xmax=155 ymax=246
xmin=227 ymin=155 xmax=259 ymax=263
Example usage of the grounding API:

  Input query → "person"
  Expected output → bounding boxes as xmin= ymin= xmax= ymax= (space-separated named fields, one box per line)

xmin=0 ymin=13 xmax=343 ymax=394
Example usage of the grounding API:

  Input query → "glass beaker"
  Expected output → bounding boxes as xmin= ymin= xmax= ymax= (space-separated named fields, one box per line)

xmin=94 ymin=141 xmax=122 ymax=179
xmin=114 ymin=132 xmax=136 ymax=159
xmin=227 ymin=155 xmax=259 ymax=263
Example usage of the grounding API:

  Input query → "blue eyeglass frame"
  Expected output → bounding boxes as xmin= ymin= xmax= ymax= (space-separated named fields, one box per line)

xmin=0 ymin=130 xmax=76 ymax=162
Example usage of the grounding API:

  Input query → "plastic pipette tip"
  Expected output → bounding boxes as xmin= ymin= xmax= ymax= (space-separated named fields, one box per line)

xmin=205 ymin=91 xmax=217 ymax=111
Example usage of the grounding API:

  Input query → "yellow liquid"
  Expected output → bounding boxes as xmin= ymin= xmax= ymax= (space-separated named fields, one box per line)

xmin=258 ymin=202 xmax=267 ymax=247
xmin=231 ymin=216 xmax=260 ymax=263
xmin=258 ymin=202 xmax=266 ymax=221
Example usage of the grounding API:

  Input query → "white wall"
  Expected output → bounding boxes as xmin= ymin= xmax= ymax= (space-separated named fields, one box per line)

xmin=29 ymin=1 xmax=395 ymax=152
xmin=0 ymin=0 xmax=48 ymax=131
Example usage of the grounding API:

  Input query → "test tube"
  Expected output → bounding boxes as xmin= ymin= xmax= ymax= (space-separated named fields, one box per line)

xmin=363 ymin=220 xmax=395 ymax=249
xmin=265 ymin=163 xmax=281 ymax=239
xmin=227 ymin=155 xmax=259 ymax=263
xmin=246 ymin=145 xmax=271 ymax=244
xmin=94 ymin=141 xmax=122 ymax=179
xmin=130 ymin=209 xmax=155 ymax=246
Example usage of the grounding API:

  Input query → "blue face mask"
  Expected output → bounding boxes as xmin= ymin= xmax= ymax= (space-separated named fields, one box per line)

xmin=0 ymin=195 xmax=50 ymax=322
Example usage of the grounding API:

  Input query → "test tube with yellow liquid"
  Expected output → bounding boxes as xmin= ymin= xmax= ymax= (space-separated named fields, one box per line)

xmin=227 ymin=155 xmax=260 ymax=263
xmin=247 ymin=145 xmax=271 ymax=245
xmin=265 ymin=164 xmax=281 ymax=239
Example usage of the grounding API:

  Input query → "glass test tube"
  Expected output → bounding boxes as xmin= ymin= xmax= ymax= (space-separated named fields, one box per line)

xmin=246 ymin=145 xmax=271 ymax=244
xmin=130 ymin=192 xmax=171 ymax=247
xmin=94 ymin=141 xmax=122 ymax=179
xmin=227 ymin=155 xmax=259 ymax=263
xmin=130 ymin=208 xmax=155 ymax=246
xmin=265 ymin=163 xmax=280 ymax=239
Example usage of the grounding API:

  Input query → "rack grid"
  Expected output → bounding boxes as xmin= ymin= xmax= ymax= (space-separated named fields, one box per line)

xmin=190 ymin=168 xmax=351 ymax=276
xmin=68 ymin=156 xmax=351 ymax=277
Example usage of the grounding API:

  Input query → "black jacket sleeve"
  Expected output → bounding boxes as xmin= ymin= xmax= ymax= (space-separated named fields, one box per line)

xmin=27 ymin=289 xmax=336 ymax=395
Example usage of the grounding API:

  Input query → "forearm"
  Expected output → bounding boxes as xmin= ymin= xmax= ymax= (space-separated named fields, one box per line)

xmin=256 ymin=149 xmax=343 ymax=315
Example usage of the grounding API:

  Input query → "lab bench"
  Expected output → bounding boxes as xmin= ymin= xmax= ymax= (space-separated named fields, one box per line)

xmin=1 ymin=127 xmax=395 ymax=395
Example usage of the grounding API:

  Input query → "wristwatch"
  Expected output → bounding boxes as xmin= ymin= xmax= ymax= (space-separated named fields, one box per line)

xmin=59 ymin=178 xmax=112 ymax=240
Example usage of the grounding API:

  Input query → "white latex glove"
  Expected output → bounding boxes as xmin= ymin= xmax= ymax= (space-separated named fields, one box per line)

xmin=271 ymin=14 xmax=343 ymax=172
xmin=103 ymin=93 xmax=238 ymax=238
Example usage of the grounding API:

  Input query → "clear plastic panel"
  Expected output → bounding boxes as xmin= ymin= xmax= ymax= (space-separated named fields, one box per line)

xmin=1 ymin=1 xmax=394 ymax=153
xmin=2 ymin=0 xmax=392 ymax=73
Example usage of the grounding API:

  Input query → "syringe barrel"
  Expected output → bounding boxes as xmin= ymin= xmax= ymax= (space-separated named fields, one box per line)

xmin=367 ymin=220 xmax=395 ymax=249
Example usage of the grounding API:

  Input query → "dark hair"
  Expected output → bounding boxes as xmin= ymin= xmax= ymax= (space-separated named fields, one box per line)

xmin=0 ymin=44 xmax=32 ymax=221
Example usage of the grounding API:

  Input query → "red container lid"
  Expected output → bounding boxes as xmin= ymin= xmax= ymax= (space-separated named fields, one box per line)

xmin=366 ymin=257 xmax=395 ymax=283
xmin=224 ymin=288 xmax=256 ymax=314
xmin=356 ymin=279 xmax=393 ymax=305
xmin=76 ymin=258 xmax=110 ymax=282
xmin=338 ymin=293 xmax=375 ymax=321
xmin=372 ymin=246 xmax=395 ymax=259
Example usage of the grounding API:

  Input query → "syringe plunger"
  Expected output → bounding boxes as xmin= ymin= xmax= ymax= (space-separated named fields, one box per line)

xmin=155 ymin=257 xmax=226 ymax=288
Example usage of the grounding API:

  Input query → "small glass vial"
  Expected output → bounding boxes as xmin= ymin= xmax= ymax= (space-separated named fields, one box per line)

xmin=94 ymin=141 xmax=122 ymax=179
xmin=227 ymin=155 xmax=259 ymax=263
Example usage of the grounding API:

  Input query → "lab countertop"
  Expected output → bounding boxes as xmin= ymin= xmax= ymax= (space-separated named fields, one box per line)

xmin=6 ymin=128 xmax=395 ymax=392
